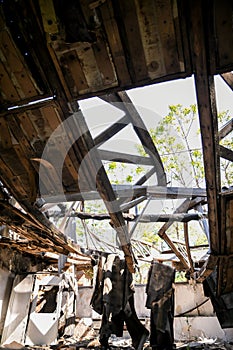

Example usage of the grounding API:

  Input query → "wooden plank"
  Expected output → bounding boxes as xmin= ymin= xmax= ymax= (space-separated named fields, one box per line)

xmin=41 ymin=185 xmax=205 ymax=203
xmin=94 ymin=114 xmax=129 ymax=146
xmin=62 ymin=211 xmax=203 ymax=223
xmin=219 ymin=117 xmax=233 ymax=140
xmin=40 ymin=105 xmax=79 ymax=182
xmin=98 ymin=149 xmax=154 ymax=165
xmin=92 ymin=32 xmax=117 ymax=87
xmin=117 ymin=91 xmax=166 ymax=185
xmin=47 ymin=44 xmax=73 ymax=101
xmin=0 ymin=60 xmax=19 ymax=103
xmin=135 ymin=166 xmax=157 ymax=186
xmin=0 ymin=117 xmax=12 ymax=149
xmin=115 ymin=0 xmax=148 ymax=82
xmin=17 ymin=112 xmax=38 ymax=142
xmin=219 ymin=144 xmax=233 ymax=162
xmin=154 ymin=0 xmax=180 ymax=74
xmin=101 ymin=92 xmax=166 ymax=186
xmin=214 ymin=0 xmax=233 ymax=70
xmin=100 ymin=0 xmax=131 ymax=86
xmin=184 ymin=222 xmax=194 ymax=273
xmin=147 ymin=186 xmax=206 ymax=198
xmin=60 ymin=50 xmax=89 ymax=97
xmin=134 ymin=0 xmax=166 ymax=79
xmin=0 ymin=30 xmax=38 ymax=99
xmin=226 ymin=197 xmax=233 ymax=254
xmin=38 ymin=0 xmax=59 ymax=35
xmin=27 ymin=108 xmax=51 ymax=141
xmin=7 ymin=114 xmax=35 ymax=158
xmin=0 ymin=157 xmax=28 ymax=199
xmin=190 ymin=0 xmax=220 ymax=254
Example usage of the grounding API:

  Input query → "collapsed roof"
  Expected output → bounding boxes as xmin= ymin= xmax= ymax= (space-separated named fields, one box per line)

xmin=0 ymin=0 xmax=233 ymax=294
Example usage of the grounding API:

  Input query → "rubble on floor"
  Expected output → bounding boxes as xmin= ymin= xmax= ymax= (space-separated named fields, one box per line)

xmin=2 ymin=335 xmax=232 ymax=350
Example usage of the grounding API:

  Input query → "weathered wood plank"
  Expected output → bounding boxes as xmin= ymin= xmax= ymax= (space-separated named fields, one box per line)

xmin=0 ymin=60 xmax=19 ymax=103
xmin=134 ymin=0 xmax=166 ymax=79
xmin=226 ymin=196 xmax=233 ymax=254
xmin=219 ymin=144 xmax=233 ymax=162
xmin=92 ymin=32 xmax=117 ymax=87
xmin=0 ymin=117 xmax=12 ymax=149
xmin=154 ymin=0 xmax=180 ymax=74
xmin=98 ymin=149 xmax=154 ymax=165
xmin=190 ymin=0 xmax=220 ymax=254
xmin=0 ymin=157 xmax=28 ymax=199
xmin=0 ymin=30 xmax=38 ymax=99
xmin=214 ymin=0 xmax=233 ymax=70
xmin=40 ymin=105 xmax=79 ymax=183
xmin=100 ymin=0 xmax=131 ymax=85
xmin=102 ymin=92 xmax=166 ymax=186
xmin=60 ymin=50 xmax=89 ymax=97
xmin=114 ymin=0 xmax=148 ymax=82
xmin=184 ymin=222 xmax=194 ymax=273
xmin=94 ymin=114 xmax=129 ymax=146
xmin=219 ymin=117 xmax=233 ymax=140
xmin=51 ymin=211 xmax=204 ymax=223
xmin=41 ymin=185 xmax=206 ymax=203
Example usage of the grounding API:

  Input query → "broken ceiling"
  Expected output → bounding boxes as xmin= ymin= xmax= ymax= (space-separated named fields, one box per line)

xmin=0 ymin=0 xmax=233 ymax=291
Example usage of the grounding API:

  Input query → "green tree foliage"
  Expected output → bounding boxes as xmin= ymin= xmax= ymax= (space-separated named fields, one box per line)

xmin=138 ymin=104 xmax=205 ymax=188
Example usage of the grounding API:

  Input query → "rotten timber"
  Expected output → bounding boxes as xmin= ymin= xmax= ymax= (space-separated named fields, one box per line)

xmin=190 ymin=0 xmax=221 ymax=259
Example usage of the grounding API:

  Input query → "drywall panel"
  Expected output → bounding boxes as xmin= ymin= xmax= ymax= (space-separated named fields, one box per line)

xmin=1 ymin=274 xmax=34 ymax=348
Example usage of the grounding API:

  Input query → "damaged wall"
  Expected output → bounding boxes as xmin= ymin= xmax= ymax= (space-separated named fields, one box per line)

xmin=0 ymin=246 xmax=49 ymax=274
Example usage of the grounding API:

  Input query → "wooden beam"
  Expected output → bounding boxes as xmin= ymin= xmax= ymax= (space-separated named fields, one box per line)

xmin=135 ymin=166 xmax=157 ymax=186
xmin=41 ymin=185 xmax=206 ymax=203
xmin=101 ymin=92 xmax=166 ymax=186
xmin=98 ymin=149 xmax=154 ymax=165
xmin=94 ymin=114 xmax=129 ymax=146
xmin=120 ymin=196 xmax=147 ymax=212
xmin=184 ymin=222 xmax=194 ymax=273
xmin=219 ymin=145 xmax=233 ymax=162
xmin=147 ymin=186 xmax=206 ymax=199
xmin=219 ymin=118 xmax=233 ymax=141
xmin=190 ymin=0 xmax=221 ymax=255
xmin=51 ymin=211 xmax=204 ymax=223
xmin=69 ymin=102 xmax=135 ymax=272
xmin=155 ymin=197 xmax=205 ymax=269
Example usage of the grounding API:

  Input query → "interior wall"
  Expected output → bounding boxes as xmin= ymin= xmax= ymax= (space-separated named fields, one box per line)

xmin=0 ymin=268 xmax=14 ymax=336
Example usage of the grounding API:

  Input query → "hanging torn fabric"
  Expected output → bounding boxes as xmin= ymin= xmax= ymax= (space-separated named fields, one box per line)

xmin=146 ymin=260 xmax=175 ymax=350
xmin=91 ymin=253 xmax=149 ymax=349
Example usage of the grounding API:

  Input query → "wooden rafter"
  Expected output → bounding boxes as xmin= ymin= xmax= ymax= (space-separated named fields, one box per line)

xmin=40 ymin=185 xmax=206 ymax=203
xmin=48 ymin=211 xmax=205 ymax=223
xmin=219 ymin=117 xmax=233 ymax=140
xmin=68 ymin=102 xmax=135 ymax=272
xmin=190 ymin=0 xmax=221 ymax=256
xmin=100 ymin=92 xmax=166 ymax=186
xmin=219 ymin=145 xmax=233 ymax=162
